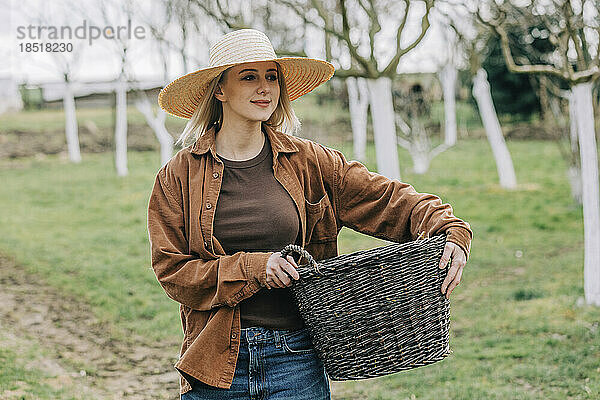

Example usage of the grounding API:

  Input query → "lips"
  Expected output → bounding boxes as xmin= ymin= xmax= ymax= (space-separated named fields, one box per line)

xmin=251 ymin=100 xmax=271 ymax=108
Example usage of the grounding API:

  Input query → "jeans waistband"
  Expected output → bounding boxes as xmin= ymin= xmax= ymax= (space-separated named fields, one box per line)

xmin=241 ymin=326 xmax=305 ymax=345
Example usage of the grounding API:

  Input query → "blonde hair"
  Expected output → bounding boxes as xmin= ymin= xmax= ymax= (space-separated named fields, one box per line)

xmin=176 ymin=62 xmax=301 ymax=147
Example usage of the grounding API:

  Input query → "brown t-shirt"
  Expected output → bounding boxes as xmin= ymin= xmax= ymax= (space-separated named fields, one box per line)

xmin=213 ymin=131 xmax=304 ymax=330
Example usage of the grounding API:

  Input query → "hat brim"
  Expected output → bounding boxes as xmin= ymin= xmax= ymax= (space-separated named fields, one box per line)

xmin=158 ymin=57 xmax=335 ymax=119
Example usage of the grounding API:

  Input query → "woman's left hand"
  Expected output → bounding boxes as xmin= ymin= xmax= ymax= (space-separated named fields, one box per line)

xmin=439 ymin=242 xmax=467 ymax=299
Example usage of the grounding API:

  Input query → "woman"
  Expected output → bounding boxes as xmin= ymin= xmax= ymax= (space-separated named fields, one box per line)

xmin=148 ymin=29 xmax=472 ymax=400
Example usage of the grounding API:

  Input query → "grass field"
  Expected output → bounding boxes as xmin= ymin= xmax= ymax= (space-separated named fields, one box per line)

xmin=0 ymin=133 xmax=599 ymax=398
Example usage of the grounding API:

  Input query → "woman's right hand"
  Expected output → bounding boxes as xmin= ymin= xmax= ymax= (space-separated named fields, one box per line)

xmin=265 ymin=252 xmax=300 ymax=289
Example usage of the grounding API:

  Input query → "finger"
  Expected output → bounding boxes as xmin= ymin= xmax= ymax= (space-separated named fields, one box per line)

xmin=265 ymin=273 xmax=275 ymax=289
xmin=273 ymin=266 xmax=292 ymax=287
xmin=439 ymin=244 xmax=453 ymax=269
xmin=284 ymin=257 xmax=300 ymax=280
xmin=268 ymin=273 xmax=286 ymax=288
xmin=441 ymin=259 xmax=460 ymax=294
xmin=286 ymin=255 xmax=299 ymax=270
xmin=446 ymin=267 xmax=464 ymax=299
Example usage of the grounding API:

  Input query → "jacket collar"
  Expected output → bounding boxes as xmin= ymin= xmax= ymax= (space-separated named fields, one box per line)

xmin=190 ymin=123 xmax=299 ymax=157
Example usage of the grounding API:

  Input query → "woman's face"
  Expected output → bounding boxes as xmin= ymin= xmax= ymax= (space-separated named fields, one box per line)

xmin=215 ymin=61 xmax=281 ymax=123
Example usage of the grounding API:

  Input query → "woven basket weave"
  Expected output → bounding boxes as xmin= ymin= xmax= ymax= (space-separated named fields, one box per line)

xmin=280 ymin=234 xmax=450 ymax=380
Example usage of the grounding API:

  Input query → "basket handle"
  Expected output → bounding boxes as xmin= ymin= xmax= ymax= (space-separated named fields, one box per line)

xmin=280 ymin=244 xmax=322 ymax=276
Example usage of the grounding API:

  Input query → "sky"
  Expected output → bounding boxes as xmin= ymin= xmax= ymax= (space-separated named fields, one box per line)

xmin=0 ymin=0 xmax=455 ymax=86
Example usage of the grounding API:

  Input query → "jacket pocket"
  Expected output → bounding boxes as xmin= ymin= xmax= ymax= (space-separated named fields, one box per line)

xmin=305 ymin=194 xmax=337 ymax=244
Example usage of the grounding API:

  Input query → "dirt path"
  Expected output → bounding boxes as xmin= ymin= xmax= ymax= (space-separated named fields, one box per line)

xmin=0 ymin=254 xmax=181 ymax=399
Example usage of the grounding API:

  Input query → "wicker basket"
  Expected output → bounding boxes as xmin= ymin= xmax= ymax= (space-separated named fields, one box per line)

xmin=280 ymin=234 xmax=450 ymax=380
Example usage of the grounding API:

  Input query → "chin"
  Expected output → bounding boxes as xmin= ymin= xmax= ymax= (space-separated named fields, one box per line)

xmin=246 ymin=110 xmax=275 ymax=122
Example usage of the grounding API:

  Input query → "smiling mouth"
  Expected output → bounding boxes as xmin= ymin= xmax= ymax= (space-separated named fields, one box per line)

xmin=251 ymin=101 xmax=271 ymax=107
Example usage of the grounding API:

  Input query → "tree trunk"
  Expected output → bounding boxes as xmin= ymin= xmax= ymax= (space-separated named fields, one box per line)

xmin=366 ymin=77 xmax=401 ymax=180
xmin=439 ymin=64 xmax=457 ymax=146
xmin=538 ymin=75 xmax=550 ymax=123
xmin=410 ymin=116 xmax=431 ymax=174
xmin=136 ymin=97 xmax=174 ymax=167
xmin=63 ymin=81 xmax=81 ymax=163
xmin=115 ymin=79 xmax=128 ymax=177
xmin=346 ymin=77 xmax=368 ymax=162
xmin=572 ymin=82 xmax=600 ymax=306
xmin=472 ymin=69 xmax=517 ymax=189
xmin=568 ymin=92 xmax=583 ymax=204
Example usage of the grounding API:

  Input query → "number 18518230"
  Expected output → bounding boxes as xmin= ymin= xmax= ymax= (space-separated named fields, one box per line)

xmin=19 ymin=42 xmax=73 ymax=52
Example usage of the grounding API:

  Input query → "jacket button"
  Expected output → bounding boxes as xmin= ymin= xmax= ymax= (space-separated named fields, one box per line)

xmin=212 ymin=172 xmax=219 ymax=178
xmin=231 ymin=332 xmax=237 ymax=339
xmin=204 ymin=241 xmax=208 ymax=247
xmin=206 ymin=202 xmax=212 ymax=209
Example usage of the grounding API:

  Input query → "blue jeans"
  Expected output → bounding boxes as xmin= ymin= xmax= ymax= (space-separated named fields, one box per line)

xmin=181 ymin=326 xmax=331 ymax=400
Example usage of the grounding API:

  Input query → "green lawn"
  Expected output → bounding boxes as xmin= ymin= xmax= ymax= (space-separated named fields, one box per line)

xmin=0 ymin=138 xmax=598 ymax=399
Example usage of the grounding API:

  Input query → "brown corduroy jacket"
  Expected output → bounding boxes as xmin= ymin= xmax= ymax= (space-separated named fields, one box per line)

xmin=147 ymin=124 xmax=473 ymax=395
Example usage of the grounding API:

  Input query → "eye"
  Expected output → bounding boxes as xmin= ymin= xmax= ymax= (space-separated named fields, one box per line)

xmin=242 ymin=75 xmax=255 ymax=81
xmin=268 ymin=74 xmax=278 ymax=81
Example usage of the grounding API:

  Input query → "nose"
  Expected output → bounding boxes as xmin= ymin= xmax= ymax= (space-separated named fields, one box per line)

xmin=257 ymin=76 xmax=270 ymax=94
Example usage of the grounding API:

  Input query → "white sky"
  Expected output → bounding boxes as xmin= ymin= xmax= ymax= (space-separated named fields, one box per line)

xmin=0 ymin=0 xmax=453 ymax=85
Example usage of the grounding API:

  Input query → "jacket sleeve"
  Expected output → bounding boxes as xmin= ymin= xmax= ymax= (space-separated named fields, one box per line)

xmin=147 ymin=167 xmax=272 ymax=311
xmin=327 ymin=148 xmax=473 ymax=259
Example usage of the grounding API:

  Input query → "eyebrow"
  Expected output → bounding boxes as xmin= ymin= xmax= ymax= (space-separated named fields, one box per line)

xmin=238 ymin=68 xmax=278 ymax=74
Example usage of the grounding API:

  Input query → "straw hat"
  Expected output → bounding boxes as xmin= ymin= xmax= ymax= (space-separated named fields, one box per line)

xmin=158 ymin=28 xmax=336 ymax=119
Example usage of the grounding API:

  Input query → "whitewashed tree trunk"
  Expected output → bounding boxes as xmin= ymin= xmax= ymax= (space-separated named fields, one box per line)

xmin=136 ymin=97 xmax=173 ymax=167
xmin=409 ymin=117 xmax=431 ymax=174
xmin=472 ymin=69 xmax=517 ymax=189
xmin=63 ymin=81 xmax=81 ymax=163
xmin=346 ymin=77 xmax=369 ymax=162
xmin=395 ymin=112 xmax=451 ymax=175
xmin=366 ymin=77 xmax=401 ymax=180
xmin=568 ymin=166 xmax=583 ymax=205
xmin=567 ymin=92 xmax=583 ymax=204
xmin=115 ymin=79 xmax=128 ymax=177
xmin=572 ymin=82 xmax=600 ymax=306
xmin=439 ymin=64 xmax=457 ymax=146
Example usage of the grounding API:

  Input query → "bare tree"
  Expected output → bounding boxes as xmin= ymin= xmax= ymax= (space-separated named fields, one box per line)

xmin=441 ymin=2 xmax=518 ymax=189
xmin=392 ymin=15 xmax=461 ymax=174
xmin=538 ymin=78 xmax=583 ymax=204
xmin=277 ymin=0 xmax=436 ymax=180
xmin=472 ymin=68 xmax=518 ymax=189
xmin=87 ymin=0 xmax=137 ymax=176
xmin=439 ymin=63 xmax=458 ymax=146
xmin=346 ymin=76 xmax=369 ymax=162
xmin=164 ymin=0 xmax=207 ymax=73
xmin=479 ymin=0 xmax=600 ymax=306
xmin=17 ymin=0 xmax=84 ymax=163
xmin=133 ymin=0 xmax=184 ymax=167
xmin=437 ymin=22 xmax=459 ymax=147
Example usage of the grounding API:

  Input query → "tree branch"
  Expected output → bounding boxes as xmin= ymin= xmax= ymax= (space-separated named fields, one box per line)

xmin=383 ymin=0 xmax=433 ymax=76
xmin=430 ymin=142 xmax=451 ymax=159
xmin=358 ymin=0 xmax=381 ymax=67
xmin=562 ymin=1 xmax=587 ymax=72
xmin=339 ymin=0 xmax=376 ymax=76
xmin=496 ymin=24 xmax=568 ymax=80
xmin=307 ymin=0 xmax=345 ymax=41
xmin=195 ymin=0 xmax=247 ymax=30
